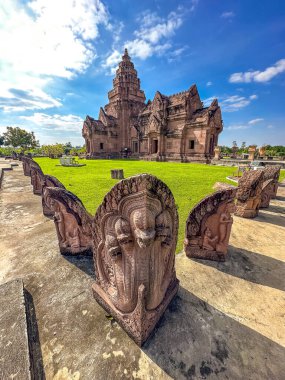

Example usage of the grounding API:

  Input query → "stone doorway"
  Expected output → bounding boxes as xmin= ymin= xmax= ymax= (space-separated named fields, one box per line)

xmin=152 ymin=139 xmax=158 ymax=154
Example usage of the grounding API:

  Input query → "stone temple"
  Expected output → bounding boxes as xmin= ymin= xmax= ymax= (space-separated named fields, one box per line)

xmin=82 ymin=49 xmax=223 ymax=162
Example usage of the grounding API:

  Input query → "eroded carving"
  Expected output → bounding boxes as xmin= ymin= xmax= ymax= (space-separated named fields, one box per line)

xmin=44 ymin=187 xmax=93 ymax=256
xmin=92 ymin=174 xmax=179 ymax=346
xmin=235 ymin=170 xmax=264 ymax=218
xmin=263 ymin=165 xmax=281 ymax=199
xmin=42 ymin=175 xmax=66 ymax=216
xmin=184 ymin=189 xmax=236 ymax=261
xmin=260 ymin=179 xmax=275 ymax=208
xmin=30 ymin=165 xmax=44 ymax=195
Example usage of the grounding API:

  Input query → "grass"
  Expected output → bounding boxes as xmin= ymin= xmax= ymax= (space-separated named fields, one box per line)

xmin=34 ymin=157 xmax=285 ymax=252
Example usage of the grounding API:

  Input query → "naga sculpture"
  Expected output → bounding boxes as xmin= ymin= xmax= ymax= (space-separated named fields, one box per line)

xmin=235 ymin=170 xmax=264 ymax=218
xmin=260 ymin=179 xmax=275 ymax=208
xmin=30 ymin=165 xmax=45 ymax=195
xmin=44 ymin=187 xmax=93 ymax=256
xmin=184 ymin=189 xmax=236 ymax=261
xmin=263 ymin=165 xmax=281 ymax=199
xmin=92 ymin=174 xmax=179 ymax=346
xmin=42 ymin=175 xmax=66 ymax=216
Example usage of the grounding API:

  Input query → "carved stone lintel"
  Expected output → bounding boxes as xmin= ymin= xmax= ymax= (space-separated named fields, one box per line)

xmin=184 ymin=189 xmax=236 ymax=262
xmin=93 ymin=174 xmax=179 ymax=346
xmin=235 ymin=170 xmax=264 ymax=218
xmin=42 ymin=175 xmax=66 ymax=216
xmin=44 ymin=187 xmax=93 ymax=256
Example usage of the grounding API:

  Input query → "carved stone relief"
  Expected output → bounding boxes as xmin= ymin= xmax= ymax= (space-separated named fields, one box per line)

xmin=184 ymin=189 xmax=236 ymax=261
xmin=42 ymin=175 xmax=66 ymax=216
xmin=260 ymin=179 xmax=275 ymax=208
xmin=92 ymin=174 xmax=179 ymax=346
xmin=235 ymin=170 xmax=264 ymax=218
xmin=263 ymin=165 xmax=281 ymax=199
xmin=30 ymin=166 xmax=44 ymax=195
xmin=44 ymin=187 xmax=93 ymax=256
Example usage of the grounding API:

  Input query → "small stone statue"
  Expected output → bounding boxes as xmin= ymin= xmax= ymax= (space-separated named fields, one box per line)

xmin=44 ymin=187 xmax=93 ymax=256
xmin=184 ymin=189 xmax=236 ymax=261
xmin=92 ymin=174 xmax=179 ymax=346
xmin=235 ymin=170 xmax=264 ymax=218
xmin=42 ymin=175 xmax=66 ymax=216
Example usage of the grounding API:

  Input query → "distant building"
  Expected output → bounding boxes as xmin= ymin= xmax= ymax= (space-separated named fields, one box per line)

xmin=82 ymin=49 xmax=223 ymax=162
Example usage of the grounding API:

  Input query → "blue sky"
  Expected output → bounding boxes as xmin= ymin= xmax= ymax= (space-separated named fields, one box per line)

xmin=0 ymin=0 xmax=284 ymax=147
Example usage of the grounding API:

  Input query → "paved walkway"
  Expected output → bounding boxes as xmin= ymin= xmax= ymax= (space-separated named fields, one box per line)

xmin=0 ymin=164 xmax=284 ymax=380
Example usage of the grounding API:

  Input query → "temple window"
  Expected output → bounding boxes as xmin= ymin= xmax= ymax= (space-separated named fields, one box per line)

xmin=189 ymin=140 xmax=195 ymax=149
xmin=100 ymin=143 xmax=104 ymax=150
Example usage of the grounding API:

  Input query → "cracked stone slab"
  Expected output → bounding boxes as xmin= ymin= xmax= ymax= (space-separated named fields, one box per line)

xmin=0 ymin=278 xmax=32 ymax=380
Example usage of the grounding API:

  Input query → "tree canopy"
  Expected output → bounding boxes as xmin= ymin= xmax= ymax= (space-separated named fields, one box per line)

xmin=3 ymin=127 xmax=39 ymax=152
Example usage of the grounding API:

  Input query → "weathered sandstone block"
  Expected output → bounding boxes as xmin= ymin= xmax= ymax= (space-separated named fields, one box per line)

xmin=44 ymin=187 xmax=93 ymax=256
xmin=263 ymin=165 xmax=281 ymax=199
xmin=260 ymin=179 xmax=275 ymax=208
xmin=184 ymin=189 xmax=236 ymax=262
xmin=30 ymin=166 xmax=44 ymax=195
xmin=42 ymin=175 xmax=66 ymax=216
xmin=92 ymin=174 xmax=179 ymax=346
xmin=111 ymin=169 xmax=124 ymax=179
xmin=235 ymin=170 xmax=264 ymax=218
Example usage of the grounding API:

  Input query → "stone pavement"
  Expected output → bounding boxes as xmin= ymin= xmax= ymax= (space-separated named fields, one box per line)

xmin=0 ymin=165 xmax=284 ymax=380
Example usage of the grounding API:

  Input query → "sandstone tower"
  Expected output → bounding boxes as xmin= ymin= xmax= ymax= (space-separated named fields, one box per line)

xmin=83 ymin=49 xmax=223 ymax=162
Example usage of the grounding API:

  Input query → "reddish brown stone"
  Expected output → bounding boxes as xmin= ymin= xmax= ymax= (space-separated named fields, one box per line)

xmin=30 ymin=165 xmax=44 ymax=195
xmin=260 ymin=179 xmax=275 ymax=208
xmin=44 ymin=187 xmax=93 ymax=256
xmin=184 ymin=189 xmax=236 ymax=262
xmin=235 ymin=170 xmax=264 ymax=218
xmin=42 ymin=175 xmax=66 ymax=216
xmin=263 ymin=165 xmax=281 ymax=199
xmin=83 ymin=49 xmax=223 ymax=162
xmin=92 ymin=174 xmax=179 ymax=346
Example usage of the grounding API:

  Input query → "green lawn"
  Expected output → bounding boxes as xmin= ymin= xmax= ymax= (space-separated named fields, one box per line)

xmin=34 ymin=158 xmax=285 ymax=252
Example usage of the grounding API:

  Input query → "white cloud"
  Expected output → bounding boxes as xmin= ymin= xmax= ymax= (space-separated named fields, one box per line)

xmin=103 ymin=8 xmax=184 ymax=73
xmin=20 ymin=113 xmax=84 ymax=132
xmin=0 ymin=0 xmax=109 ymax=111
xmin=203 ymin=94 xmax=258 ymax=112
xmin=227 ymin=124 xmax=249 ymax=130
xmin=221 ymin=94 xmax=258 ymax=112
xmin=267 ymin=124 xmax=274 ymax=129
xmin=206 ymin=81 xmax=213 ymax=86
xmin=229 ymin=59 xmax=285 ymax=83
xmin=248 ymin=118 xmax=264 ymax=125
xmin=221 ymin=11 xmax=235 ymax=19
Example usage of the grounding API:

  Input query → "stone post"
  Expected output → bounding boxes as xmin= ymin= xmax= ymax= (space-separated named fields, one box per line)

xmin=214 ymin=146 xmax=221 ymax=160
xmin=111 ymin=169 xmax=124 ymax=179
xmin=248 ymin=146 xmax=257 ymax=161
xmin=231 ymin=146 xmax=238 ymax=159
xmin=258 ymin=146 xmax=266 ymax=158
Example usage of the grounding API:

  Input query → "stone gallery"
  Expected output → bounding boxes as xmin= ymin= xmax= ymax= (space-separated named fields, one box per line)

xmin=82 ymin=49 xmax=223 ymax=162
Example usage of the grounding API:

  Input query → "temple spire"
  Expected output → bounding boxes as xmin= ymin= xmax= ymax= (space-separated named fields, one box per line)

xmin=122 ymin=48 xmax=130 ymax=61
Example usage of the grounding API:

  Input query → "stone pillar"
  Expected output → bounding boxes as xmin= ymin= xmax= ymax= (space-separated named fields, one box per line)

xmin=259 ymin=146 xmax=266 ymax=157
xmin=214 ymin=146 xmax=221 ymax=160
xmin=248 ymin=146 xmax=256 ymax=161
xmin=231 ymin=146 xmax=238 ymax=159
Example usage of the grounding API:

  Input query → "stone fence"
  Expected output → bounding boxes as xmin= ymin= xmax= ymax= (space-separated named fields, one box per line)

xmin=15 ymin=155 xmax=282 ymax=346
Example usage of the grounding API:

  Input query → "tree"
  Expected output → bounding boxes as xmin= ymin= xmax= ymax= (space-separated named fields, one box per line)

xmin=3 ymin=127 xmax=39 ymax=152
xmin=232 ymin=140 xmax=237 ymax=148
xmin=64 ymin=142 xmax=73 ymax=155
xmin=0 ymin=135 xmax=4 ymax=146
xmin=42 ymin=143 xmax=64 ymax=158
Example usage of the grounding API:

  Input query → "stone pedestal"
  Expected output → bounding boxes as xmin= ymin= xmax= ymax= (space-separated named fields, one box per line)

xmin=259 ymin=146 xmax=266 ymax=158
xmin=111 ymin=169 xmax=124 ymax=179
xmin=214 ymin=146 xmax=221 ymax=160
xmin=248 ymin=146 xmax=257 ymax=161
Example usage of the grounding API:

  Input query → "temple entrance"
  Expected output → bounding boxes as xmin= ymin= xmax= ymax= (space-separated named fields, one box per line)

xmin=132 ymin=141 xmax=138 ymax=153
xmin=152 ymin=139 xmax=158 ymax=154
